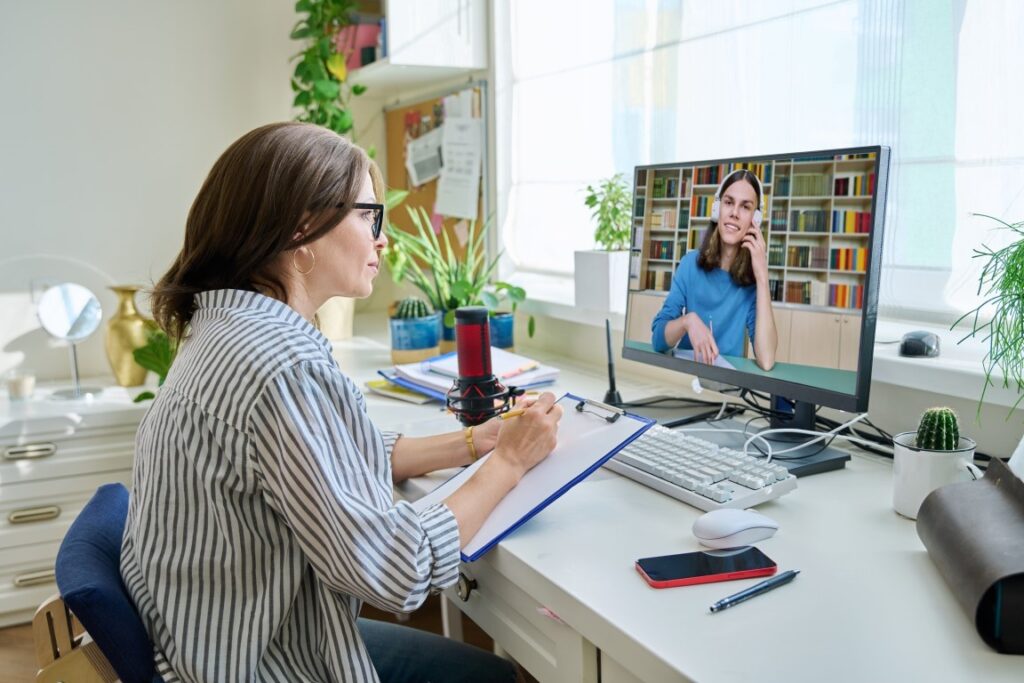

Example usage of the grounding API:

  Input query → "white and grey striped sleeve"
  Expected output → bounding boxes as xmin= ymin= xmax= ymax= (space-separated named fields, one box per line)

xmin=248 ymin=361 xmax=461 ymax=613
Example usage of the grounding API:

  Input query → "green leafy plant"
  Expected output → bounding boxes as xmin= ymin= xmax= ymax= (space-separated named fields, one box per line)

xmin=583 ymin=173 xmax=632 ymax=251
xmin=954 ymin=214 xmax=1024 ymax=413
xmin=383 ymin=205 xmax=536 ymax=337
xmin=131 ymin=326 xmax=178 ymax=402
xmin=915 ymin=407 xmax=960 ymax=450
xmin=290 ymin=0 xmax=370 ymax=148
xmin=393 ymin=296 xmax=433 ymax=319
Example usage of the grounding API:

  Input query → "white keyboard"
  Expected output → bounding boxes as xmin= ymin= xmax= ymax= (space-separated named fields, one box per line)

xmin=604 ymin=425 xmax=797 ymax=511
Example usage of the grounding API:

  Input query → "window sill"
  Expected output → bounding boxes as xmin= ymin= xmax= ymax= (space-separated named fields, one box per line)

xmin=509 ymin=271 xmax=1016 ymax=409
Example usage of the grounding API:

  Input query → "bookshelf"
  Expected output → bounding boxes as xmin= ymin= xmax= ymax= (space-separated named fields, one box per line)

xmin=628 ymin=153 xmax=877 ymax=316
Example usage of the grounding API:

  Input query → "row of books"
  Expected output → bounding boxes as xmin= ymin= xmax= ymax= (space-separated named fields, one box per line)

xmin=652 ymin=176 xmax=689 ymax=198
xmin=837 ymin=152 xmax=876 ymax=161
xmin=787 ymin=245 xmax=829 ymax=269
xmin=645 ymin=270 xmax=673 ymax=291
xmin=634 ymin=198 xmax=645 ymax=218
xmin=829 ymin=283 xmax=864 ymax=309
xmin=374 ymin=347 xmax=560 ymax=403
xmin=649 ymin=208 xmax=678 ymax=228
xmin=647 ymin=239 xmax=675 ymax=260
xmin=784 ymin=280 xmax=829 ymax=306
xmin=833 ymin=173 xmax=876 ymax=196
xmin=831 ymin=247 xmax=868 ymax=272
xmin=691 ymin=195 xmax=714 ymax=217
xmin=774 ymin=175 xmax=791 ymax=196
xmin=768 ymin=242 xmax=785 ymax=267
xmin=789 ymin=209 xmax=830 ymax=233
xmin=790 ymin=173 xmax=832 ymax=197
xmin=726 ymin=162 xmax=773 ymax=184
xmin=832 ymin=210 xmax=872 ymax=233
xmin=631 ymin=226 xmax=645 ymax=249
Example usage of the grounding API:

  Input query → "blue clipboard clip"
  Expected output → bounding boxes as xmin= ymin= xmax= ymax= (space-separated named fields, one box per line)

xmin=574 ymin=397 xmax=625 ymax=423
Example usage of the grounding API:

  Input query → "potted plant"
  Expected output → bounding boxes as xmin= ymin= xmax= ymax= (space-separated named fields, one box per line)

xmin=389 ymin=296 xmax=442 ymax=364
xmin=481 ymin=282 xmax=529 ymax=350
xmin=383 ymin=204 xmax=535 ymax=353
xmin=576 ymin=173 xmax=632 ymax=313
xmin=954 ymin=214 xmax=1024 ymax=474
xmin=892 ymin=407 xmax=979 ymax=519
xmin=131 ymin=326 xmax=178 ymax=402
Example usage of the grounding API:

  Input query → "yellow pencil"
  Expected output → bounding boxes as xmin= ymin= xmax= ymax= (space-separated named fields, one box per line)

xmin=500 ymin=408 xmax=527 ymax=420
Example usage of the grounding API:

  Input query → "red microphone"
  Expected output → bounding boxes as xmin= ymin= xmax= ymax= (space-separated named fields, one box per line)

xmin=446 ymin=307 xmax=520 ymax=426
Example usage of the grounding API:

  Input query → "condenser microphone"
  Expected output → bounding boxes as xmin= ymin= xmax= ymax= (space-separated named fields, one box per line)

xmin=446 ymin=307 xmax=519 ymax=426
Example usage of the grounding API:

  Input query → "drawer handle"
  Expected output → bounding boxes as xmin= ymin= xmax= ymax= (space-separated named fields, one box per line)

xmin=9 ymin=505 xmax=61 ymax=524
xmin=456 ymin=572 xmax=478 ymax=602
xmin=3 ymin=443 xmax=57 ymax=460
xmin=14 ymin=568 xmax=56 ymax=588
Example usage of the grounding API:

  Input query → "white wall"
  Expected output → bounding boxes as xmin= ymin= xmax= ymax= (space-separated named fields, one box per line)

xmin=0 ymin=0 xmax=295 ymax=380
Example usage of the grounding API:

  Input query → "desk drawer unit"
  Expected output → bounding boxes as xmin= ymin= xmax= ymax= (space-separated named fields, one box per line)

xmin=0 ymin=392 xmax=144 ymax=625
xmin=448 ymin=560 xmax=598 ymax=683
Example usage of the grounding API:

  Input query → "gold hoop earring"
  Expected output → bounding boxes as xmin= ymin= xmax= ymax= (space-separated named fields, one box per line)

xmin=293 ymin=247 xmax=315 ymax=275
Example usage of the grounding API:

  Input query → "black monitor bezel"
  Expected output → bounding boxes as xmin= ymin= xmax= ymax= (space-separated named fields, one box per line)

xmin=622 ymin=144 xmax=890 ymax=413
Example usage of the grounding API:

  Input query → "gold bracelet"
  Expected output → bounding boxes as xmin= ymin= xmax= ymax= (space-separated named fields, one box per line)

xmin=464 ymin=426 xmax=478 ymax=462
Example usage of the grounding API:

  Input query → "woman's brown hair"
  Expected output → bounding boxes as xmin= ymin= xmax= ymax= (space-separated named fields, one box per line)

xmin=151 ymin=122 xmax=382 ymax=343
xmin=697 ymin=169 xmax=762 ymax=288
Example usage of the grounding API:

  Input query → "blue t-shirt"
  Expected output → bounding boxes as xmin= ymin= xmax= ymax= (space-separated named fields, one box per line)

xmin=651 ymin=251 xmax=757 ymax=356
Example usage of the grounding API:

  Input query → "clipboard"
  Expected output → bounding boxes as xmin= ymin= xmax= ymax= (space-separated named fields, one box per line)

xmin=411 ymin=393 xmax=655 ymax=562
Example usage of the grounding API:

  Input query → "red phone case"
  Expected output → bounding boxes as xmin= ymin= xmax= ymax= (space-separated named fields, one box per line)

xmin=634 ymin=561 xmax=777 ymax=589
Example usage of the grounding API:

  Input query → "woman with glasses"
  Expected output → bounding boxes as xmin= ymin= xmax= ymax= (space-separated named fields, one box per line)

xmin=121 ymin=122 xmax=559 ymax=683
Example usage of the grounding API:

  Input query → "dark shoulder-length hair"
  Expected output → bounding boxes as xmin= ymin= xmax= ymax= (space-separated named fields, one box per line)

xmin=696 ymin=169 xmax=762 ymax=288
xmin=151 ymin=122 xmax=383 ymax=344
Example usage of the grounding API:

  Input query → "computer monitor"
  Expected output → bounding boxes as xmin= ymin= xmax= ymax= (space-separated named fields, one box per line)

xmin=622 ymin=146 xmax=890 ymax=472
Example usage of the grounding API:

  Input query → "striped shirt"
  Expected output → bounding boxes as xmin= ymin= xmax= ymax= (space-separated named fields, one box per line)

xmin=120 ymin=290 xmax=461 ymax=682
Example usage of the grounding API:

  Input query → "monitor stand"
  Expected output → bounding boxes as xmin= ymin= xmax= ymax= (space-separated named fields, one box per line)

xmin=759 ymin=397 xmax=850 ymax=477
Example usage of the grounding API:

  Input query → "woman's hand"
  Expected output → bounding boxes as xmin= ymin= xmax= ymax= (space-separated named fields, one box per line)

xmin=684 ymin=312 xmax=718 ymax=365
xmin=491 ymin=392 xmax=562 ymax=477
xmin=742 ymin=224 xmax=770 ymax=283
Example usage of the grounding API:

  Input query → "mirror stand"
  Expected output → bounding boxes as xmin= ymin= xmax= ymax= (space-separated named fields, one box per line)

xmin=51 ymin=342 xmax=103 ymax=400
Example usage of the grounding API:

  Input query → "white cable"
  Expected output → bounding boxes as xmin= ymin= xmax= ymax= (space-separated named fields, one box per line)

xmin=742 ymin=412 xmax=871 ymax=463
xmin=713 ymin=401 xmax=729 ymax=421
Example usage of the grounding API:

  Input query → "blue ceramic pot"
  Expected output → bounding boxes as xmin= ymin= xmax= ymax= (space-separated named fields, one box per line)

xmin=489 ymin=312 xmax=515 ymax=349
xmin=390 ymin=311 xmax=442 ymax=350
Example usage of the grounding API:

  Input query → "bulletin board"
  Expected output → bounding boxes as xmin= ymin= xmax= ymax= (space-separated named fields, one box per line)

xmin=384 ymin=83 xmax=486 ymax=263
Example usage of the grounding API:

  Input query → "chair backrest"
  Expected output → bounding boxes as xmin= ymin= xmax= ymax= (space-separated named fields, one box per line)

xmin=54 ymin=483 xmax=158 ymax=683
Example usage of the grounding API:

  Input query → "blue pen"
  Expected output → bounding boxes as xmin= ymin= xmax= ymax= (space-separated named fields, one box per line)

xmin=708 ymin=569 xmax=800 ymax=613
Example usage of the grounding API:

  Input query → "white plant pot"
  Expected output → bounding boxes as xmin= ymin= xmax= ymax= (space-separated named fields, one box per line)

xmin=891 ymin=431 xmax=980 ymax=520
xmin=573 ymin=250 xmax=629 ymax=314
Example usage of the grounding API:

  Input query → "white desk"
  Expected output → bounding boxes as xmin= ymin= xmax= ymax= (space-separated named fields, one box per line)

xmin=333 ymin=332 xmax=1022 ymax=683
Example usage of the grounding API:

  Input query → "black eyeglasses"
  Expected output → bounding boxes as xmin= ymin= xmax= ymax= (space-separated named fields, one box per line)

xmin=352 ymin=202 xmax=384 ymax=240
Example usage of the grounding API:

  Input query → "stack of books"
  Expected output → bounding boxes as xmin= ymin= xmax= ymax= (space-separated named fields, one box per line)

xmin=370 ymin=347 xmax=560 ymax=402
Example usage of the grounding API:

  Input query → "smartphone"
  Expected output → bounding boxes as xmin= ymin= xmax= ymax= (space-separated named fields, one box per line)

xmin=635 ymin=547 xmax=777 ymax=589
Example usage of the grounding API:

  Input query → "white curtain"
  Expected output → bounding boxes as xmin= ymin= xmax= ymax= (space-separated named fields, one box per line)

xmin=494 ymin=0 xmax=1024 ymax=320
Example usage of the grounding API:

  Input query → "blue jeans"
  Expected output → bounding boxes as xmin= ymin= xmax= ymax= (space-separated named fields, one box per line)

xmin=358 ymin=618 xmax=517 ymax=683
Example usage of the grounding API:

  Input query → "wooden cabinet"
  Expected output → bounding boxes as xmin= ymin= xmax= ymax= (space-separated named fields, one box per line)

xmin=0 ymin=389 xmax=144 ymax=626
xmin=625 ymin=291 xmax=666 ymax=345
xmin=786 ymin=309 xmax=861 ymax=370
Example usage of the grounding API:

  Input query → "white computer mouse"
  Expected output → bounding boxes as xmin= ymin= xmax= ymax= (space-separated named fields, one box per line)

xmin=692 ymin=509 xmax=779 ymax=549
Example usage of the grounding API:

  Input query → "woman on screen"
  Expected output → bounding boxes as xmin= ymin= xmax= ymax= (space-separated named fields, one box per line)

xmin=651 ymin=168 xmax=778 ymax=370
xmin=120 ymin=122 xmax=558 ymax=683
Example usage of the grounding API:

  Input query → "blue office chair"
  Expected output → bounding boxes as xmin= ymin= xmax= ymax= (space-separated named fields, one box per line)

xmin=33 ymin=483 xmax=163 ymax=683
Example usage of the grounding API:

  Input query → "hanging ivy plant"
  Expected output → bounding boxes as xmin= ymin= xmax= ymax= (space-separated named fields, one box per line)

xmin=290 ymin=0 xmax=371 ymax=151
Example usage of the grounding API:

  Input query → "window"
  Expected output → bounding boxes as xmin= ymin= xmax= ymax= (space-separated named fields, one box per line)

xmin=494 ymin=0 xmax=1024 ymax=320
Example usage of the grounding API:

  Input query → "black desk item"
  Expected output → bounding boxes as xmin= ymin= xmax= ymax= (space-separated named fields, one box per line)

xmin=917 ymin=458 xmax=1024 ymax=654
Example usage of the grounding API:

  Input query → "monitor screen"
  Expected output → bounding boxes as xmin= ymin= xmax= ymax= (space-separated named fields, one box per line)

xmin=623 ymin=146 xmax=890 ymax=413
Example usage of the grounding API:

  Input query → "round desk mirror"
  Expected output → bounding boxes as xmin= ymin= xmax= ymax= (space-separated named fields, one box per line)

xmin=36 ymin=283 xmax=104 ymax=399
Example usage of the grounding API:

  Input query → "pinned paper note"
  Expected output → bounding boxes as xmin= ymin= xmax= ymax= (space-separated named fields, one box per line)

xmin=434 ymin=117 xmax=482 ymax=220
xmin=430 ymin=212 xmax=444 ymax=235
xmin=453 ymin=220 xmax=469 ymax=247
xmin=405 ymin=126 xmax=443 ymax=187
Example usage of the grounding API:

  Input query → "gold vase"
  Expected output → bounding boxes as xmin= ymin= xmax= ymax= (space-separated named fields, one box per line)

xmin=105 ymin=285 xmax=150 ymax=387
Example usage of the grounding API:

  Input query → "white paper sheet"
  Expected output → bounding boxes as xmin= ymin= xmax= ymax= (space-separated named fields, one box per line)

xmin=405 ymin=126 xmax=443 ymax=186
xmin=672 ymin=348 xmax=737 ymax=370
xmin=434 ymin=117 xmax=482 ymax=219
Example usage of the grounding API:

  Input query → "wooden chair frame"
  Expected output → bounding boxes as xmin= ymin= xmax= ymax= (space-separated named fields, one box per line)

xmin=33 ymin=593 xmax=118 ymax=683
